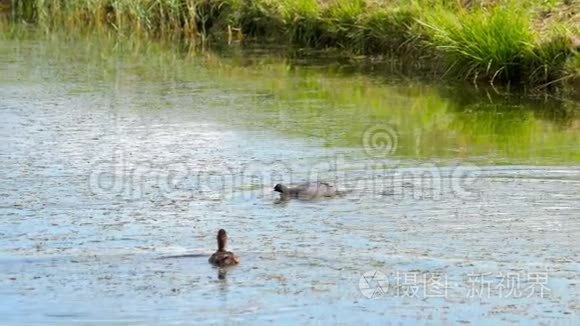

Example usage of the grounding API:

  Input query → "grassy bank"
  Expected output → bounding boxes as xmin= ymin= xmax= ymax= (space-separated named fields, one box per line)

xmin=3 ymin=0 xmax=579 ymax=86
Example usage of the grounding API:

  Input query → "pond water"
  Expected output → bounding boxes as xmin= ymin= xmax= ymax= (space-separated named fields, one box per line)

xmin=0 ymin=31 xmax=579 ymax=324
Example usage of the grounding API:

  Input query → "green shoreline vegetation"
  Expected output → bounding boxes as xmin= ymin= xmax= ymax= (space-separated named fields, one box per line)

xmin=1 ymin=0 xmax=579 ymax=86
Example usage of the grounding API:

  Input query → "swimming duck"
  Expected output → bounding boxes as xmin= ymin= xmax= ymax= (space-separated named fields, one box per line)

xmin=208 ymin=229 xmax=240 ymax=267
xmin=274 ymin=182 xmax=338 ymax=199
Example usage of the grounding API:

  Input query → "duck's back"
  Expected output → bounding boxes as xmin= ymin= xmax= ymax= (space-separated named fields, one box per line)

xmin=290 ymin=182 xmax=336 ymax=198
xmin=209 ymin=251 xmax=240 ymax=266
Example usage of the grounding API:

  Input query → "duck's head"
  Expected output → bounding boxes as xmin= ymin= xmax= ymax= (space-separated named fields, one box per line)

xmin=273 ymin=184 xmax=285 ymax=193
xmin=217 ymin=229 xmax=228 ymax=251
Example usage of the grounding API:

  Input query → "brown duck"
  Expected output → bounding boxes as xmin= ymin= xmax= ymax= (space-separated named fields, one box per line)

xmin=208 ymin=229 xmax=240 ymax=267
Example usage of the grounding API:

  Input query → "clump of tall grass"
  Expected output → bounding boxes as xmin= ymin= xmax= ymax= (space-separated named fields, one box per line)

xmin=418 ymin=3 xmax=575 ymax=84
xmin=229 ymin=0 xmax=282 ymax=37
xmin=354 ymin=8 xmax=418 ymax=54
xmin=323 ymin=0 xmax=365 ymax=47
xmin=419 ymin=5 xmax=536 ymax=83
xmin=321 ymin=1 xmax=418 ymax=54
xmin=527 ymin=29 xmax=574 ymax=84
xmin=276 ymin=0 xmax=323 ymax=46
xmin=9 ymin=0 xmax=231 ymax=40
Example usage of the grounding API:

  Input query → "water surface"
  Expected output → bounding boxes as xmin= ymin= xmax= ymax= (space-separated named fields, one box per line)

xmin=0 ymin=32 xmax=579 ymax=324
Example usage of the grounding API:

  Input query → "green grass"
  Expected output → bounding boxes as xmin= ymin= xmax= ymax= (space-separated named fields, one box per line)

xmin=278 ymin=0 xmax=323 ymax=46
xmin=3 ymin=0 xmax=579 ymax=86
xmin=419 ymin=5 xmax=537 ymax=83
xmin=418 ymin=3 xmax=575 ymax=84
